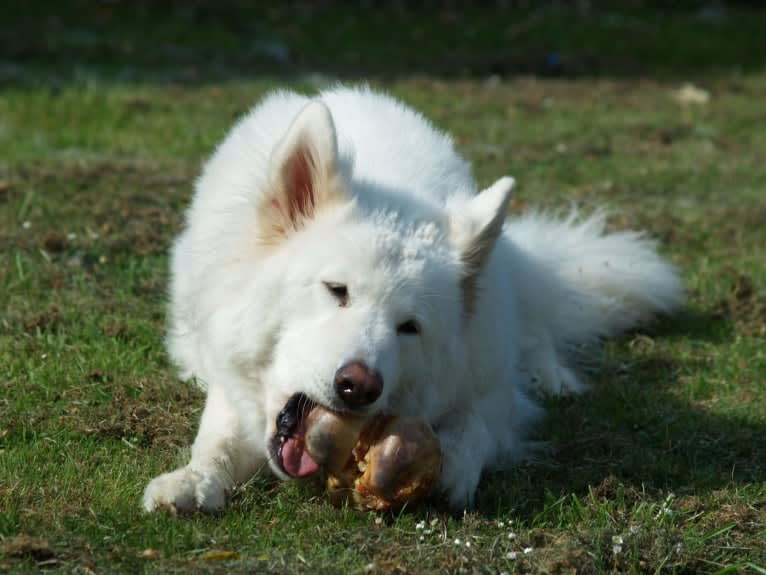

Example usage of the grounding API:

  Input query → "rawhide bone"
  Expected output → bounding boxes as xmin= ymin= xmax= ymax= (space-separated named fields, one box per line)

xmin=303 ymin=406 xmax=442 ymax=511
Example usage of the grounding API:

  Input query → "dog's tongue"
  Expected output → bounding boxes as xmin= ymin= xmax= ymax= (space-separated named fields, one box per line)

xmin=281 ymin=437 xmax=319 ymax=478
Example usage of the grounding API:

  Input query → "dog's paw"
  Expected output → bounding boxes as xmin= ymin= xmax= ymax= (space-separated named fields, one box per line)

xmin=142 ymin=466 xmax=229 ymax=513
xmin=438 ymin=457 xmax=480 ymax=509
xmin=547 ymin=363 xmax=587 ymax=395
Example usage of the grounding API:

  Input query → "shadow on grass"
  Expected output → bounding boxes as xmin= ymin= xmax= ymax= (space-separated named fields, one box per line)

xmin=2 ymin=1 xmax=766 ymax=87
xmin=473 ymin=311 xmax=765 ymax=520
xmin=642 ymin=308 xmax=737 ymax=344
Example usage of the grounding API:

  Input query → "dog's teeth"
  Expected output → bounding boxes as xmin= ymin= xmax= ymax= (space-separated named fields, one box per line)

xmin=357 ymin=460 xmax=367 ymax=473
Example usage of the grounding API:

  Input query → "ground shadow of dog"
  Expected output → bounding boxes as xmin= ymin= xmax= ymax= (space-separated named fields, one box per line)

xmin=472 ymin=308 xmax=765 ymax=519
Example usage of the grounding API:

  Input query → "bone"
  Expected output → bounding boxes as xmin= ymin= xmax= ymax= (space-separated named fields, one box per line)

xmin=303 ymin=407 xmax=368 ymax=471
xmin=303 ymin=406 xmax=442 ymax=511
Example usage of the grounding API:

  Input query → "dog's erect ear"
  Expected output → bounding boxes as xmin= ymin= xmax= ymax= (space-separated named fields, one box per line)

xmin=450 ymin=176 xmax=515 ymax=315
xmin=259 ymin=101 xmax=346 ymax=242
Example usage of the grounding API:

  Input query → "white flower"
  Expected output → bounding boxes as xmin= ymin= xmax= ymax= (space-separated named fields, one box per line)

xmin=612 ymin=544 xmax=623 ymax=555
xmin=497 ymin=520 xmax=505 ymax=528
xmin=67 ymin=233 xmax=77 ymax=241
xmin=374 ymin=517 xmax=383 ymax=525
xmin=465 ymin=541 xmax=472 ymax=548
xmin=673 ymin=83 xmax=710 ymax=106
xmin=612 ymin=535 xmax=624 ymax=545
xmin=507 ymin=532 xmax=517 ymax=540
xmin=22 ymin=221 xmax=31 ymax=229
xmin=454 ymin=538 xmax=462 ymax=546
xmin=655 ymin=495 xmax=676 ymax=519
xmin=506 ymin=551 xmax=517 ymax=560
xmin=523 ymin=547 xmax=533 ymax=555
xmin=415 ymin=521 xmax=425 ymax=530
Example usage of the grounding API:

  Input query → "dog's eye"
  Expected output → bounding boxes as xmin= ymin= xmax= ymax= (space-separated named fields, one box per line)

xmin=397 ymin=319 xmax=420 ymax=335
xmin=323 ymin=282 xmax=349 ymax=307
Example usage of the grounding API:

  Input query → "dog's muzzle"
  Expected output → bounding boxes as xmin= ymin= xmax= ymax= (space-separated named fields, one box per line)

xmin=269 ymin=393 xmax=320 ymax=478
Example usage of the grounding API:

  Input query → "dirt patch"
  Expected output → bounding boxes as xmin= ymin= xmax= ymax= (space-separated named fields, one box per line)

xmin=589 ymin=475 xmax=640 ymax=503
xmin=42 ymin=230 xmax=70 ymax=254
xmin=0 ymin=179 xmax=14 ymax=203
xmin=0 ymin=535 xmax=55 ymax=561
xmin=705 ymin=503 xmax=761 ymax=533
xmin=102 ymin=320 xmax=130 ymax=341
xmin=717 ymin=273 xmax=766 ymax=337
xmin=4 ymin=160 xmax=190 ymax=257
xmin=68 ymin=377 xmax=203 ymax=449
xmin=22 ymin=306 xmax=63 ymax=335
xmin=101 ymin=204 xmax=180 ymax=257
xmin=698 ymin=490 xmax=766 ymax=535
xmin=0 ymin=305 xmax=69 ymax=338
xmin=533 ymin=535 xmax=592 ymax=575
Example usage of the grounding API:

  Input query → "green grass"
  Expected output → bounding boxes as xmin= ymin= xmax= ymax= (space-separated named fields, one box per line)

xmin=2 ymin=3 xmax=766 ymax=574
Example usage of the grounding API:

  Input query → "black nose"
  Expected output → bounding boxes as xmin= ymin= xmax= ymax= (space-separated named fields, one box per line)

xmin=334 ymin=361 xmax=383 ymax=408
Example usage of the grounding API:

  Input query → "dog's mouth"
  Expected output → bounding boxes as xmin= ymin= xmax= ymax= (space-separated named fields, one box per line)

xmin=271 ymin=393 xmax=321 ymax=478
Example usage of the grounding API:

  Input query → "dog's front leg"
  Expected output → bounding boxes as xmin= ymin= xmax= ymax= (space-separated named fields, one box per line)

xmin=142 ymin=383 xmax=265 ymax=513
xmin=435 ymin=382 xmax=541 ymax=508
xmin=435 ymin=410 xmax=496 ymax=509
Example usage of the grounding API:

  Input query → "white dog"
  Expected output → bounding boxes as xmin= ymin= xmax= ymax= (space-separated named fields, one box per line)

xmin=143 ymin=86 xmax=682 ymax=512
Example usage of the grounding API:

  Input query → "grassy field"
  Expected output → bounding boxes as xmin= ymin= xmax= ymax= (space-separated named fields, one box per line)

xmin=2 ymin=2 xmax=766 ymax=573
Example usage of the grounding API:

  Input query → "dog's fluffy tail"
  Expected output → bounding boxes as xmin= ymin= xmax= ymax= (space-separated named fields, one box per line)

xmin=506 ymin=210 xmax=683 ymax=394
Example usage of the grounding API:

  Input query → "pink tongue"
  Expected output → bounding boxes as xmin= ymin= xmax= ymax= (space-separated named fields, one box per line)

xmin=281 ymin=437 xmax=320 ymax=477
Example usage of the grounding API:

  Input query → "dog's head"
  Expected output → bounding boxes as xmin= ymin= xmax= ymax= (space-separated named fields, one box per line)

xmin=237 ymin=101 xmax=514 ymax=479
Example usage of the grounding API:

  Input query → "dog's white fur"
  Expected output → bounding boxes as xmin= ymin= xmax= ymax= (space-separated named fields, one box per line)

xmin=143 ymin=86 xmax=682 ymax=512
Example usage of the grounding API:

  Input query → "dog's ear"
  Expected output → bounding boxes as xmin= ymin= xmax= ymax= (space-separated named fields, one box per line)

xmin=259 ymin=101 xmax=346 ymax=242
xmin=450 ymin=176 xmax=514 ymax=315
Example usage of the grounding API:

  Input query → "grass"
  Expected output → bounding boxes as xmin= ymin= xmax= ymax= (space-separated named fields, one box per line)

xmin=1 ymin=2 xmax=766 ymax=573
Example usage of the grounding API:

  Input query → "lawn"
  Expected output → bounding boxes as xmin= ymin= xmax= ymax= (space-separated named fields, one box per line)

xmin=1 ymin=2 xmax=765 ymax=573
